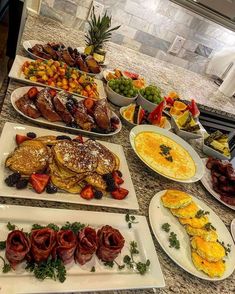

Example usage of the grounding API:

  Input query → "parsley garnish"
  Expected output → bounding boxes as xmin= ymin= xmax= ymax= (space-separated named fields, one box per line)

xmin=7 ymin=222 xmax=16 ymax=231
xmin=0 ymin=241 xmax=6 ymax=250
xmin=204 ymin=222 xmax=216 ymax=231
xmin=125 ymin=214 xmax=138 ymax=229
xmin=103 ymin=261 xmax=114 ymax=268
xmin=161 ymin=223 xmax=171 ymax=233
xmin=195 ymin=210 xmax=209 ymax=218
xmin=90 ymin=266 xmax=96 ymax=272
xmin=32 ymin=223 xmax=59 ymax=231
xmin=159 ymin=144 xmax=173 ymax=162
xmin=218 ymin=241 xmax=231 ymax=256
xmin=60 ymin=222 xmax=85 ymax=234
xmin=0 ymin=256 xmax=11 ymax=273
xmin=169 ymin=232 xmax=180 ymax=249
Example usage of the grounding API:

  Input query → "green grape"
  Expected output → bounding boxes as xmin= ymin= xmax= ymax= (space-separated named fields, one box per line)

xmin=148 ymin=95 xmax=153 ymax=101
xmin=120 ymin=85 xmax=124 ymax=90
xmin=115 ymin=88 xmax=120 ymax=93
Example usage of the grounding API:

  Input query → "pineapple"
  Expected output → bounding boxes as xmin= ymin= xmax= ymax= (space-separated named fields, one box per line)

xmin=85 ymin=7 xmax=121 ymax=60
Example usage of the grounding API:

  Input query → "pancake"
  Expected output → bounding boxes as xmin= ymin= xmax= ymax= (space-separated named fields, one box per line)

xmin=134 ymin=131 xmax=196 ymax=180
xmin=186 ymin=225 xmax=218 ymax=242
xmin=179 ymin=216 xmax=209 ymax=228
xmin=171 ymin=201 xmax=199 ymax=218
xmin=191 ymin=236 xmax=225 ymax=262
xmin=191 ymin=251 xmax=225 ymax=278
xmin=161 ymin=190 xmax=192 ymax=209
xmin=51 ymin=173 xmax=82 ymax=193
xmin=85 ymin=173 xmax=107 ymax=190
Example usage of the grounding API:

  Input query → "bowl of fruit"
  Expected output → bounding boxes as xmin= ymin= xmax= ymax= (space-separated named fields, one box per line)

xmin=106 ymin=77 xmax=138 ymax=106
xmin=137 ymin=85 xmax=163 ymax=112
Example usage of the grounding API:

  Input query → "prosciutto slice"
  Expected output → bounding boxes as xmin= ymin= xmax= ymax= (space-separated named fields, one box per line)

xmin=5 ymin=230 xmax=31 ymax=268
xmin=96 ymin=225 xmax=125 ymax=262
xmin=31 ymin=228 xmax=57 ymax=263
xmin=75 ymin=227 xmax=97 ymax=265
xmin=56 ymin=230 xmax=77 ymax=264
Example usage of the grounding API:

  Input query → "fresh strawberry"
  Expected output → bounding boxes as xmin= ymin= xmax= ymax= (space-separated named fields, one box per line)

xmin=80 ymin=185 xmax=94 ymax=200
xmin=30 ymin=174 xmax=50 ymax=194
xmin=27 ymin=87 xmax=39 ymax=99
xmin=112 ymin=171 xmax=124 ymax=185
xmin=16 ymin=134 xmax=31 ymax=145
xmin=48 ymin=89 xmax=57 ymax=97
xmin=111 ymin=187 xmax=129 ymax=200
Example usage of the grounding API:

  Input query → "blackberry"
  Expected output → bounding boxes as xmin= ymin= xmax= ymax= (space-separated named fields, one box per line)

xmin=67 ymin=122 xmax=78 ymax=129
xmin=56 ymin=135 xmax=71 ymax=141
xmin=115 ymin=170 xmax=123 ymax=177
xmin=46 ymin=183 xmax=58 ymax=194
xmin=106 ymin=182 xmax=117 ymax=192
xmin=103 ymin=173 xmax=113 ymax=182
xmin=69 ymin=97 xmax=78 ymax=107
xmin=16 ymin=179 xmax=28 ymax=189
xmin=66 ymin=102 xmax=74 ymax=112
xmin=110 ymin=117 xmax=119 ymax=125
xmin=27 ymin=132 xmax=37 ymax=139
xmin=94 ymin=190 xmax=103 ymax=199
xmin=5 ymin=173 xmax=21 ymax=187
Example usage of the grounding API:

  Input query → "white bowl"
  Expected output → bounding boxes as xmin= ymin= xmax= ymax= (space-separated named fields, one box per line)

xmin=137 ymin=92 xmax=159 ymax=112
xmin=171 ymin=116 xmax=202 ymax=140
xmin=106 ymin=84 xmax=137 ymax=107
xmin=202 ymin=142 xmax=231 ymax=160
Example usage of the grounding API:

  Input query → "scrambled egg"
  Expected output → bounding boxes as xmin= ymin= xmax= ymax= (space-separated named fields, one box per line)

xmin=191 ymin=236 xmax=225 ymax=262
xmin=191 ymin=251 xmax=225 ymax=278
xmin=186 ymin=225 xmax=218 ymax=242
xmin=161 ymin=189 xmax=192 ymax=209
xmin=179 ymin=216 xmax=209 ymax=228
xmin=171 ymin=201 xmax=199 ymax=218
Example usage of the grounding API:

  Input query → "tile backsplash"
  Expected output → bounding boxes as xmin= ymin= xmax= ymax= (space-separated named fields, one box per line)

xmin=40 ymin=0 xmax=235 ymax=75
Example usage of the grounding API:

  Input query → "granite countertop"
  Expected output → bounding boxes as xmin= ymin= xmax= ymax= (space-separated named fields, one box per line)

xmin=0 ymin=12 xmax=234 ymax=294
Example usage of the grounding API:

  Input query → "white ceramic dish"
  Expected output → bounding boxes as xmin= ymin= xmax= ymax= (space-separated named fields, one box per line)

xmin=201 ymin=158 xmax=235 ymax=211
xmin=120 ymin=105 xmax=171 ymax=130
xmin=9 ymin=55 xmax=106 ymax=99
xmin=137 ymin=92 xmax=159 ymax=112
xmin=202 ymin=141 xmax=231 ymax=161
xmin=106 ymin=83 xmax=137 ymax=107
xmin=171 ymin=115 xmax=202 ymax=140
xmin=0 ymin=122 xmax=138 ymax=210
xmin=129 ymin=125 xmax=204 ymax=183
xmin=231 ymin=219 xmax=235 ymax=242
xmin=103 ymin=69 xmax=115 ymax=82
xmin=0 ymin=204 xmax=165 ymax=293
xmin=149 ymin=190 xmax=235 ymax=280
xmin=11 ymin=86 xmax=122 ymax=137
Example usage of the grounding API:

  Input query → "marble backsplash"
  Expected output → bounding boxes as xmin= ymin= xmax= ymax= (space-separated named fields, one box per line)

xmin=40 ymin=0 xmax=235 ymax=75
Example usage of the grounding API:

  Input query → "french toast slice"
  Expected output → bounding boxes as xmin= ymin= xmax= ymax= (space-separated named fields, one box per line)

xmin=93 ymin=99 xmax=112 ymax=131
xmin=52 ymin=91 xmax=74 ymax=124
xmin=36 ymin=88 xmax=62 ymax=122
xmin=15 ymin=94 xmax=41 ymax=119
xmin=85 ymin=172 xmax=106 ymax=190
xmin=73 ymin=101 xmax=95 ymax=131
xmin=5 ymin=140 xmax=50 ymax=175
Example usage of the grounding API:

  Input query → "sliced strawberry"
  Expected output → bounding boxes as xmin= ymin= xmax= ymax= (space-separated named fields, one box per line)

xmin=16 ymin=134 xmax=31 ymax=145
xmin=111 ymin=187 xmax=129 ymax=200
xmin=48 ymin=89 xmax=57 ymax=97
xmin=30 ymin=174 xmax=50 ymax=194
xmin=27 ymin=87 xmax=39 ymax=100
xmin=112 ymin=171 xmax=124 ymax=185
xmin=80 ymin=185 xmax=94 ymax=200
xmin=73 ymin=135 xmax=84 ymax=143
xmin=83 ymin=98 xmax=95 ymax=110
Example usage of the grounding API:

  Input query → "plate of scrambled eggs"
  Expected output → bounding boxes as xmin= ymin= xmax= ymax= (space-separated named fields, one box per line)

xmin=149 ymin=189 xmax=235 ymax=280
xmin=129 ymin=125 xmax=204 ymax=183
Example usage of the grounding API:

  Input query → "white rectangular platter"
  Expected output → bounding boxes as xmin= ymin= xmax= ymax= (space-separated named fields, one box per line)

xmin=0 ymin=205 xmax=165 ymax=293
xmin=8 ymin=55 xmax=106 ymax=99
xmin=0 ymin=122 xmax=139 ymax=210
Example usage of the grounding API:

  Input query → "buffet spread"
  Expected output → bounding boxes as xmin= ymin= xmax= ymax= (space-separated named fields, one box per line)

xmin=0 ymin=12 xmax=234 ymax=294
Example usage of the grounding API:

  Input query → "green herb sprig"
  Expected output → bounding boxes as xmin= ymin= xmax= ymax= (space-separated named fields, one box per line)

xmin=159 ymin=144 xmax=173 ymax=162
xmin=32 ymin=223 xmax=60 ymax=231
xmin=161 ymin=223 xmax=171 ymax=233
xmin=218 ymin=241 xmax=231 ymax=256
xmin=195 ymin=210 xmax=209 ymax=218
xmin=90 ymin=266 xmax=95 ymax=272
xmin=125 ymin=214 xmax=138 ymax=229
xmin=204 ymin=222 xmax=216 ymax=231
xmin=0 ymin=241 xmax=6 ymax=250
xmin=169 ymin=232 xmax=180 ymax=249
xmin=61 ymin=222 xmax=85 ymax=234
xmin=7 ymin=222 xmax=16 ymax=231
xmin=0 ymin=256 xmax=11 ymax=273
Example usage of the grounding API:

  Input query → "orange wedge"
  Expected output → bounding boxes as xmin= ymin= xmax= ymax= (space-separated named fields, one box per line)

xmin=170 ymin=107 xmax=183 ymax=116
xmin=168 ymin=91 xmax=179 ymax=99
xmin=173 ymin=101 xmax=187 ymax=111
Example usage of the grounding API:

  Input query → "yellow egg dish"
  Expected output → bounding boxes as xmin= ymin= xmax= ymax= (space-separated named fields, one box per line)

xmin=134 ymin=131 xmax=196 ymax=180
xmin=171 ymin=201 xmax=199 ymax=218
xmin=161 ymin=190 xmax=192 ymax=209
xmin=179 ymin=216 xmax=209 ymax=228
xmin=186 ymin=225 xmax=218 ymax=242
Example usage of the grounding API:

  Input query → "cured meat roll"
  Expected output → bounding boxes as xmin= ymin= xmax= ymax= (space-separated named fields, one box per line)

xmin=31 ymin=228 xmax=57 ymax=263
xmin=75 ymin=227 xmax=97 ymax=265
xmin=6 ymin=230 xmax=31 ymax=268
xmin=96 ymin=225 xmax=125 ymax=262
xmin=56 ymin=230 xmax=77 ymax=264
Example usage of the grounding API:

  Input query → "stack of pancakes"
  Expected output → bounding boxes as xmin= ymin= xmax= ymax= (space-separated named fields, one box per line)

xmin=5 ymin=136 xmax=120 ymax=194
xmin=161 ymin=190 xmax=226 ymax=278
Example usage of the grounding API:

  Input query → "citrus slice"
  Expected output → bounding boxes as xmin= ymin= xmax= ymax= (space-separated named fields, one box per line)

xmin=170 ymin=107 xmax=183 ymax=116
xmin=122 ymin=104 xmax=136 ymax=123
xmin=168 ymin=91 xmax=179 ymax=99
xmin=173 ymin=101 xmax=187 ymax=111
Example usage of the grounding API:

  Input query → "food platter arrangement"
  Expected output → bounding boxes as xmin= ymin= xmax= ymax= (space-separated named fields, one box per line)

xmin=2 ymin=12 xmax=235 ymax=292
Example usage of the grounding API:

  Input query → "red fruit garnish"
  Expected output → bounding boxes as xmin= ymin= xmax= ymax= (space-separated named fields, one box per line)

xmin=27 ymin=87 xmax=39 ymax=99
xmin=112 ymin=171 xmax=124 ymax=185
xmin=83 ymin=98 xmax=95 ymax=110
xmin=80 ymin=185 xmax=94 ymax=200
xmin=74 ymin=135 xmax=83 ymax=143
xmin=111 ymin=187 xmax=129 ymax=200
xmin=16 ymin=134 xmax=31 ymax=145
xmin=29 ymin=174 xmax=50 ymax=194
xmin=48 ymin=89 xmax=57 ymax=97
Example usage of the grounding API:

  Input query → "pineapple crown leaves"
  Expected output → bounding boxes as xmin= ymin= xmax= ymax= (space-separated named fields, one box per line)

xmin=85 ymin=7 xmax=121 ymax=51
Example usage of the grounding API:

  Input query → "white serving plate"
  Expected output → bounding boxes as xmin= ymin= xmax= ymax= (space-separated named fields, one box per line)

xmin=202 ymin=141 xmax=231 ymax=161
xmin=231 ymin=219 xmax=235 ymax=242
xmin=0 ymin=122 xmax=139 ymax=210
xmin=149 ymin=190 xmax=235 ymax=281
xmin=129 ymin=125 xmax=204 ymax=183
xmin=103 ymin=69 xmax=114 ymax=82
xmin=11 ymin=86 xmax=122 ymax=137
xmin=0 ymin=204 xmax=165 ymax=293
xmin=201 ymin=158 xmax=235 ymax=211
xmin=171 ymin=115 xmax=202 ymax=140
xmin=9 ymin=55 xmax=106 ymax=99
xmin=120 ymin=105 xmax=171 ymax=130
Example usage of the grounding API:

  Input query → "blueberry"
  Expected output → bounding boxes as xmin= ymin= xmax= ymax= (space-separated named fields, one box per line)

xmin=103 ymin=173 xmax=113 ymax=182
xmin=46 ymin=183 xmax=58 ymax=194
xmin=27 ymin=132 xmax=37 ymax=139
xmin=106 ymin=183 xmax=117 ymax=192
xmin=56 ymin=135 xmax=71 ymax=141
xmin=5 ymin=173 xmax=21 ymax=187
xmin=94 ymin=190 xmax=103 ymax=199
xmin=16 ymin=179 xmax=28 ymax=189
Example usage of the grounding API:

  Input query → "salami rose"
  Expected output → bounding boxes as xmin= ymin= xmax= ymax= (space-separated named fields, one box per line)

xmin=31 ymin=228 xmax=57 ymax=263
xmin=56 ymin=230 xmax=77 ymax=264
xmin=75 ymin=227 xmax=97 ymax=265
xmin=96 ymin=225 xmax=125 ymax=262
xmin=6 ymin=230 xmax=31 ymax=268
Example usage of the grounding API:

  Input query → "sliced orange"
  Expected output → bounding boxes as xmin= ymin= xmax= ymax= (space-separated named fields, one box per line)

xmin=173 ymin=101 xmax=187 ymax=111
xmin=170 ymin=107 xmax=183 ymax=116
xmin=122 ymin=104 xmax=135 ymax=123
xmin=168 ymin=91 xmax=179 ymax=99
